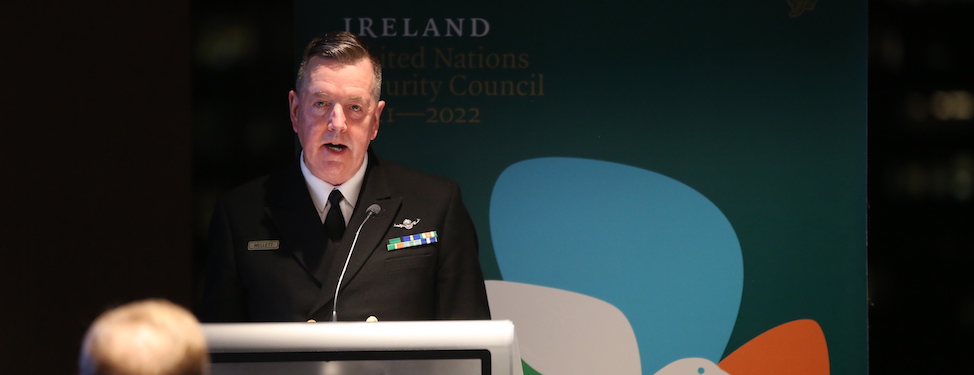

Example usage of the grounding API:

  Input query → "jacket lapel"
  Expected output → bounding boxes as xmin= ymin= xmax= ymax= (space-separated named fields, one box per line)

xmin=308 ymin=154 xmax=400 ymax=318
xmin=263 ymin=162 xmax=328 ymax=287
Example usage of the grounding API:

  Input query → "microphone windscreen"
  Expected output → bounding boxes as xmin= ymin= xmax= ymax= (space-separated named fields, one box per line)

xmin=367 ymin=204 xmax=381 ymax=215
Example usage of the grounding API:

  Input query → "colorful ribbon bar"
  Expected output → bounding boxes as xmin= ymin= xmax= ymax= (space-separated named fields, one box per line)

xmin=387 ymin=231 xmax=438 ymax=251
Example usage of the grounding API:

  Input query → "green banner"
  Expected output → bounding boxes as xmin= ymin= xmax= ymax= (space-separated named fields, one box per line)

xmin=296 ymin=2 xmax=866 ymax=374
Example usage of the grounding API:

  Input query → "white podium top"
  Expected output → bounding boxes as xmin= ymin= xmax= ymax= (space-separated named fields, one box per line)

xmin=202 ymin=320 xmax=522 ymax=375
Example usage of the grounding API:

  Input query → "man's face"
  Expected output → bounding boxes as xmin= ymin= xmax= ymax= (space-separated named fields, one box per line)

xmin=289 ymin=56 xmax=385 ymax=185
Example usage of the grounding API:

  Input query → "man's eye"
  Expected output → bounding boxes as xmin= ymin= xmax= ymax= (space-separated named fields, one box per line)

xmin=349 ymin=104 xmax=362 ymax=112
xmin=314 ymin=101 xmax=328 ymax=107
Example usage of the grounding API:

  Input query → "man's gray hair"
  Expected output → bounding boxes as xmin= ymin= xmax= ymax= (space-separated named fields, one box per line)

xmin=295 ymin=31 xmax=382 ymax=99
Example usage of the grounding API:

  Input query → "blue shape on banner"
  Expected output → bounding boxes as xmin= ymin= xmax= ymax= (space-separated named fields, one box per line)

xmin=490 ymin=157 xmax=743 ymax=373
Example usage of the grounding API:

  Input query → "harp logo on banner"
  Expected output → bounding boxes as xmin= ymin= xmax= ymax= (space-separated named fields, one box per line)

xmin=344 ymin=17 xmax=491 ymax=38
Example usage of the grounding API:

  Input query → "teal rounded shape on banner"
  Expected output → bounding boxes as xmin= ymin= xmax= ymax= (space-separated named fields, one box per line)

xmin=489 ymin=157 xmax=743 ymax=373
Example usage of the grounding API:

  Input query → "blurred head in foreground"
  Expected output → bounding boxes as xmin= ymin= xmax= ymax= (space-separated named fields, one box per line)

xmin=79 ymin=299 xmax=208 ymax=375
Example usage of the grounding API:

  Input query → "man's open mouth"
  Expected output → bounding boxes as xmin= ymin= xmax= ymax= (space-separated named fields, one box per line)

xmin=325 ymin=143 xmax=347 ymax=152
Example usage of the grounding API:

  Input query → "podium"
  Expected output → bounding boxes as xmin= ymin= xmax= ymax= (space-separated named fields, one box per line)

xmin=202 ymin=320 xmax=523 ymax=375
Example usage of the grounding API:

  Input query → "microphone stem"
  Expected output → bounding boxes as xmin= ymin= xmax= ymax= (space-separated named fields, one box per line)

xmin=331 ymin=210 xmax=376 ymax=322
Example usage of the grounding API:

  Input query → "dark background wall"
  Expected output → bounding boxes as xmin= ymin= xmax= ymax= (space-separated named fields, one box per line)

xmin=868 ymin=1 xmax=974 ymax=373
xmin=0 ymin=1 xmax=192 ymax=374
xmin=1 ymin=0 xmax=971 ymax=374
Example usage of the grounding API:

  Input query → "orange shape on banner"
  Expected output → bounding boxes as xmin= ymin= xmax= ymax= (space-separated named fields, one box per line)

xmin=718 ymin=319 xmax=829 ymax=375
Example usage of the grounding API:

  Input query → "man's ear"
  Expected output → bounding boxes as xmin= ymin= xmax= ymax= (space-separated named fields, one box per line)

xmin=371 ymin=100 xmax=386 ymax=140
xmin=288 ymin=90 xmax=300 ymax=132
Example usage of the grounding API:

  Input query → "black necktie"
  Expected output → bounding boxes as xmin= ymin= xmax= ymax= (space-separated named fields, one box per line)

xmin=325 ymin=189 xmax=346 ymax=241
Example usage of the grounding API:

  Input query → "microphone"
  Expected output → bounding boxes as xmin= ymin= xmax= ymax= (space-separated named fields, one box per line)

xmin=331 ymin=204 xmax=381 ymax=322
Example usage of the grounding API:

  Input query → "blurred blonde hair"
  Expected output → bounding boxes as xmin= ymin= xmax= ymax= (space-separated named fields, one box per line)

xmin=79 ymin=299 xmax=208 ymax=375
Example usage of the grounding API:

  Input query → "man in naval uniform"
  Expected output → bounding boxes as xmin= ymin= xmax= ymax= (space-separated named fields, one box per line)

xmin=199 ymin=31 xmax=490 ymax=322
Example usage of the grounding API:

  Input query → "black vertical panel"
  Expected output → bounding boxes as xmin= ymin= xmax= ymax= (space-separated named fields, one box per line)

xmin=0 ymin=1 xmax=193 ymax=374
xmin=869 ymin=1 xmax=974 ymax=373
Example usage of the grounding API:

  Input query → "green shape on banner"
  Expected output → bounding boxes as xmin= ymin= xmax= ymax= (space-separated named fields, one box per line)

xmin=522 ymin=360 xmax=542 ymax=375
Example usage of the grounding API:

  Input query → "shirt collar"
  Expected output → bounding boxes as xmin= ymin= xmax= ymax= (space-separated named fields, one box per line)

xmin=299 ymin=151 xmax=368 ymax=216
